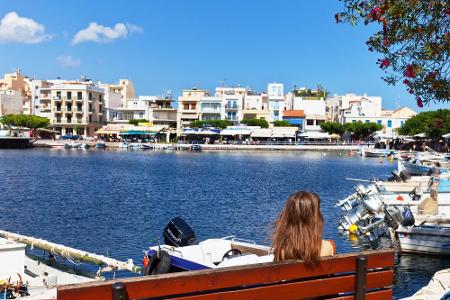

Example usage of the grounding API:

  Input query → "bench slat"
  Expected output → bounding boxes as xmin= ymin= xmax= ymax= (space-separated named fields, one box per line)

xmin=169 ymin=270 xmax=393 ymax=300
xmin=58 ymin=250 xmax=395 ymax=300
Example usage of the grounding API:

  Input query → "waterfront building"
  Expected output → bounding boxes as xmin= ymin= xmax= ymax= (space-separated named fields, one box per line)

xmin=325 ymin=93 xmax=382 ymax=123
xmin=28 ymin=79 xmax=53 ymax=118
xmin=282 ymin=110 xmax=305 ymax=130
xmin=267 ymin=83 xmax=284 ymax=122
xmin=113 ymin=95 xmax=177 ymax=128
xmin=342 ymin=106 xmax=416 ymax=138
xmin=99 ymin=79 xmax=136 ymax=108
xmin=215 ymin=87 xmax=246 ymax=125
xmin=285 ymin=87 xmax=327 ymax=132
xmin=177 ymin=88 xmax=210 ymax=134
xmin=199 ymin=96 xmax=224 ymax=121
xmin=242 ymin=91 xmax=269 ymax=121
xmin=0 ymin=70 xmax=32 ymax=115
xmin=0 ymin=90 xmax=23 ymax=117
xmin=50 ymin=79 xmax=104 ymax=137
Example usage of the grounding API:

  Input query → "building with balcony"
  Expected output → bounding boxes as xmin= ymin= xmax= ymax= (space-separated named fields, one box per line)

xmin=99 ymin=79 xmax=136 ymax=108
xmin=325 ymin=93 xmax=383 ymax=123
xmin=112 ymin=95 xmax=177 ymax=130
xmin=177 ymin=88 xmax=209 ymax=133
xmin=215 ymin=87 xmax=247 ymax=125
xmin=267 ymin=83 xmax=284 ymax=122
xmin=200 ymin=96 xmax=224 ymax=121
xmin=50 ymin=80 xmax=104 ymax=137
xmin=28 ymin=79 xmax=53 ymax=118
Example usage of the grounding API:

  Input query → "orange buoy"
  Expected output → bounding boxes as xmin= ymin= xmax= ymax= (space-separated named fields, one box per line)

xmin=396 ymin=195 xmax=404 ymax=201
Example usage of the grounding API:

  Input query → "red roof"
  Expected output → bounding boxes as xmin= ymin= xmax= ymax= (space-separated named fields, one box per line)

xmin=283 ymin=110 xmax=305 ymax=117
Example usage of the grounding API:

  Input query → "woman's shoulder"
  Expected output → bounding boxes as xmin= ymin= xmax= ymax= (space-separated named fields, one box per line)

xmin=320 ymin=239 xmax=336 ymax=256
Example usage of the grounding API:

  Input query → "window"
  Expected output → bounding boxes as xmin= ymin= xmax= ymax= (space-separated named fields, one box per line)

xmin=377 ymin=120 xmax=382 ymax=125
xmin=306 ymin=119 xmax=314 ymax=126
xmin=352 ymin=120 xmax=356 ymax=123
xmin=387 ymin=120 xmax=392 ymax=128
xmin=77 ymin=92 xmax=82 ymax=100
xmin=89 ymin=92 xmax=92 ymax=100
xmin=365 ymin=120 xmax=370 ymax=123
xmin=67 ymin=92 xmax=72 ymax=99
xmin=67 ymin=104 xmax=72 ymax=111
xmin=317 ymin=120 xmax=324 ymax=125
xmin=400 ymin=120 xmax=404 ymax=127
xmin=183 ymin=104 xmax=189 ymax=110
xmin=274 ymin=111 xmax=279 ymax=117
xmin=77 ymin=104 xmax=82 ymax=111
xmin=56 ymin=91 xmax=61 ymax=98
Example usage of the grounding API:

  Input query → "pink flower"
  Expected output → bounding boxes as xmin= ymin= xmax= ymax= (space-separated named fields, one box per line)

xmin=369 ymin=7 xmax=381 ymax=20
xmin=404 ymin=64 xmax=417 ymax=78
xmin=383 ymin=39 xmax=390 ymax=46
xmin=416 ymin=98 xmax=423 ymax=108
xmin=380 ymin=58 xmax=390 ymax=68
xmin=403 ymin=79 xmax=410 ymax=86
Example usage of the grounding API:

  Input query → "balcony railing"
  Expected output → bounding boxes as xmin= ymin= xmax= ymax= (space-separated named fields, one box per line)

xmin=53 ymin=96 xmax=61 ymax=100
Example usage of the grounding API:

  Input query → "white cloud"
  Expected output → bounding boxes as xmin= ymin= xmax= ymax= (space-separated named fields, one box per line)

xmin=71 ymin=22 xmax=143 ymax=45
xmin=0 ymin=11 xmax=51 ymax=44
xmin=57 ymin=55 xmax=81 ymax=68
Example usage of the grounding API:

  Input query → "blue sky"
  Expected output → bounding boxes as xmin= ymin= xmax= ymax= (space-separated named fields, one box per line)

xmin=0 ymin=0 xmax=445 ymax=110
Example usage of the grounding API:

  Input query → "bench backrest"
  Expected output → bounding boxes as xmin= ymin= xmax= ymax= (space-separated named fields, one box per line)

xmin=58 ymin=249 xmax=395 ymax=300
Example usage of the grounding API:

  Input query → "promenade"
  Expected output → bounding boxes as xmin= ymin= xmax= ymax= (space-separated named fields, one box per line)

xmin=33 ymin=139 xmax=360 ymax=151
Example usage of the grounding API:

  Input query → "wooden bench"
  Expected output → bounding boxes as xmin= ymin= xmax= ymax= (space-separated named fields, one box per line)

xmin=58 ymin=249 xmax=395 ymax=300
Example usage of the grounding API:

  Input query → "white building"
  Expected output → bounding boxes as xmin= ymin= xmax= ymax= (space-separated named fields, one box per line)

xmin=200 ymin=96 xmax=224 ymax=121
xmin=326 ymin=93 xmax=382 ymax=123
xmin=215 ymin=87 xmax=246 ymax=124
xmin=285 ymin=88 xmax=327 ymax=132
xmin=0 ymin=90 xmax=22 ymax=117
xmin=267 ymin=83 xmax=284 ymax=122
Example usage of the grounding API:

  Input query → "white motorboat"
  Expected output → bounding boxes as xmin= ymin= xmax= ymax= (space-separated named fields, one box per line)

xmin=395 ymin=224 xmax=450 ymax=256
xmin=361 ymin=146 xmax=396 ymax=158
xmin=0 ymin=230 xmax=141 ymax=299
xmin=143 ymin=218 xmax=272 ymax=275
xmin=0 ymin=237 xmax=95 ymax=299
xmin=64 ymin=142 xmax=81 ymax=149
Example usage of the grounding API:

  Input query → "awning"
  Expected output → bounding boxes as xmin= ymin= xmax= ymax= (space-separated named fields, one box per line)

xmin=414 ymin=133 xmax=427 ymax=138
xmin=120 ymin=131 xmax=157 ymax=135
xmin=251 ymin=128 xmax=272 ymax=138
xmin=271 ymin=127 xmax=297 ymax=138
xmin=443 ymin=133 xmax=450 ymax=139
xmin=298 ymin=131 xmax=331 ymax=139
xmin=221 ymin=129 xmax=253 ymax=136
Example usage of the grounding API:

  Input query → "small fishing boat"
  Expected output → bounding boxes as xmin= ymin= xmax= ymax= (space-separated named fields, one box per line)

xmin=95 ymin=142 xmax=107 ymax=149
xmin=64 ymin=142 xmax=81 ymax=149
xmin=395 ymin=224 xmax=450 ymax=256
xmin=191 ymin=144 xmax=202 ymax=151
xmin=0 ymin=230 xmax=141 ymax=299
xmin=361 ymin=146 xmax=396 ymax=158
xmin=143 ymin=218 xmax=272 ymax=275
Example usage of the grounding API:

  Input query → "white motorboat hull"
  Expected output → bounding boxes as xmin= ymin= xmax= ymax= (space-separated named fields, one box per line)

xmin=361 ymin=147 xmax=396 ymax=158
xmin=397 ymin=225 xmax=450 ymax=256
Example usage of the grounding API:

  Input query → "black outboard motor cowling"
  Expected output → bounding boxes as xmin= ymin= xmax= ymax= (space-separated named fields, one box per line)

xmin=163 ymin=217 xmax=196 ymax=247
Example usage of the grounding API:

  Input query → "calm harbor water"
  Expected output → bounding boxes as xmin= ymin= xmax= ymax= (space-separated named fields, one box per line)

xmin=0 ymin=148 xmax=448 ymax=298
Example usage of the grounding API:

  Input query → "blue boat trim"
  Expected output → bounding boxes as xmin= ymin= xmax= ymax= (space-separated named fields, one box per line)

xmin=145 ymin=249 xmax=211 ymax=271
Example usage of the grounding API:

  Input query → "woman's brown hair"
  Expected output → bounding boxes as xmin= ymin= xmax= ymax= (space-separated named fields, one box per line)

xmin=272 ymin=191 xmax=324 ymax=266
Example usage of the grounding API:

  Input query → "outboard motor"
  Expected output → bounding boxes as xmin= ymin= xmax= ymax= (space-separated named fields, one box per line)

xmin=163 ymin=217 xmax=196 ymax=247
xmin=399 ymin=170 xmax=411 ymax=182
xmin=384 ymin=206 xmax=415 ymax=230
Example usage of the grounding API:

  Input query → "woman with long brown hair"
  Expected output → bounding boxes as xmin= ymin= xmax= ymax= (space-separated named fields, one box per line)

xmin=272 ymin=191 xmax=335 ymax=266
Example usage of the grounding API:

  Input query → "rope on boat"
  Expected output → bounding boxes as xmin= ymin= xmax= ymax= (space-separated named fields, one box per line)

xmin=0 ymin=230 xmax=142 ymax=274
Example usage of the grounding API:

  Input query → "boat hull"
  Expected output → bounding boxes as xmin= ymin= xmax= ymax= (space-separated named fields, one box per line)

xmin=397 ymin=225 xmax=450 ymax=256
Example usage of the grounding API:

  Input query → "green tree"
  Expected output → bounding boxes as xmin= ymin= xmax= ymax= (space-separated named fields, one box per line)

xmin=397 ymin=109 xmax=450 ymax=139
xmin=320 ymin=121 xmax=345 ymax=134
xmin=128 ymin=119 xmax=148 ymax=126
xmin=240 ymin=118 xmax=269 ymax=128
xmin=343 ymin=122 xmax=383 ymax=140
xmin=336 ymin=0 xmax=449 ymax=106
xmin=189 ymin=119 xmax=231 ymax=129
xmin=0 ymin=114 xmax=50 ymax=129
xmin=273 ymin=120 xmax=292 ymax=127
